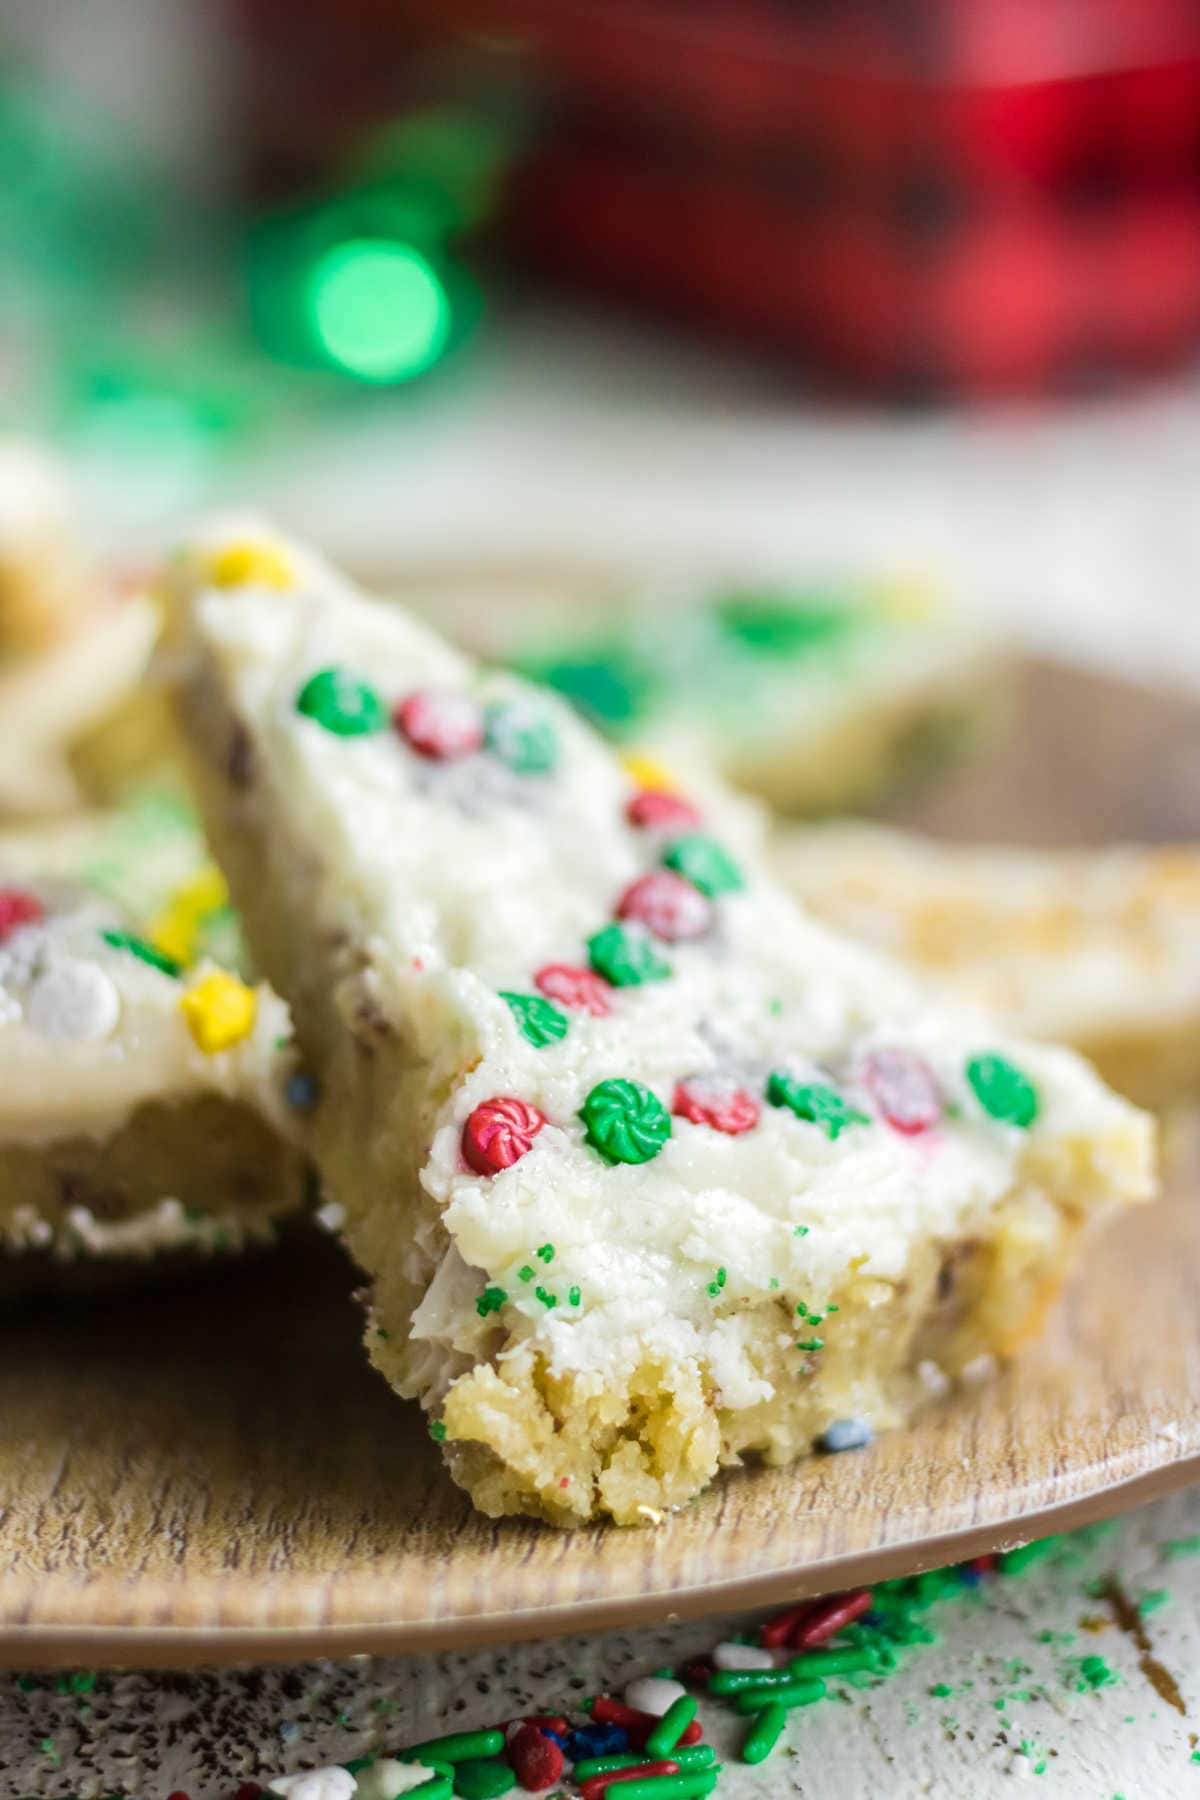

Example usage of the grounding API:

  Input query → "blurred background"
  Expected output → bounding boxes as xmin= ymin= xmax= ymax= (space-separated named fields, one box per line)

xmin=6 ymin=0 xmax=1200 ymax=681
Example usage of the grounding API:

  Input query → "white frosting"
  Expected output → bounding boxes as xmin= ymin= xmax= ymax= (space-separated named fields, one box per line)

xmin=176 ymin=520 xmax=1154 ymax=1420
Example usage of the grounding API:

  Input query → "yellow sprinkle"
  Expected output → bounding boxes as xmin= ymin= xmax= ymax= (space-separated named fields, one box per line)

xmin=206 ymin=541 xmax=295 ymax=591
xmin=148 ymin=864 xmax=230 ymax=967
xmin=868 ymin=571 xmax=945 ymax=624
xmin=179 ymin=971 xmax=257 ymax=1054
xmin=619 ymin=751 xmax=677 ymax=793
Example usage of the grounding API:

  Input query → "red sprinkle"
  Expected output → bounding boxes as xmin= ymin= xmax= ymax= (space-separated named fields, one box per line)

xmin=677 ymin=1656 xmax=715 ymax=1688
xmin=580 ymin=1763 xmax=680 ymax=1800
xmin=627 ymin=790 xmax=703 ymax=832
xmin=0 ymin=888 xmax=43 ymax=943
xmin=166 ymin=1793 xmax=192 ymax=1800
xmin=616 ymin=871 xmax=711 ymax=942
xmin=790 ymin=1588 xmax=873 ymax=1648
xmin=462 ymin=1096 xmax=546 ymax=1176
xmin=395 ymin=690 xmax=484 ymax=760
xmin=862 ymin=1047 xmax=942 ymax=1136
xmin=231 ymin=1788 xmax=262 ymax=1800
xmin=760 ymin=1603 xmax=814 ymax=1649
xmin=509 ymin=1722 xmax=565 ymax=1791
xmin=516 ymin=1715 xmax=569 ymax=1736
xmin=673 ymin=1076 xmax=760 ymax=1136
xmin=535 ymin=963 xmax=612 ymax=1017
xmin=966 ymin=1554 xmax=998 ymax=1575
xmin=590 ymin=1696 xmax=702 ymax=1747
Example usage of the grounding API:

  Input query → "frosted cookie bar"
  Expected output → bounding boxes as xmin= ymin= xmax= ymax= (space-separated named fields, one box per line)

xmin=403 ymin=563 xmax=1004 ymax=815
xmin=0 ymin=440 xmax=159 ymax=814
xmin=171 ymin=522 xmax=1154 ymax=1526
xmin=0 ymin=803 xmax=304 ymax=1260
xmin=776 ymin=823 xmax=1200 ymax=1111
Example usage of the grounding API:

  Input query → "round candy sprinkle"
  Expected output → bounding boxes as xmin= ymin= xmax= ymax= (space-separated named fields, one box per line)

xmin=580 ymin=1079 xmax=671 ymax=1165
xmin=966 ymin=1052 xmax=1039 ymax=1128
xmin=862 ymin=1047 xmax=942 ymax=1135
xmin=99 ymin=928 xmax=182 ymax=978
xmin=295 ymin=667 xmax=386 ymax=737
xmin=500 ymin=990 xmax=570 ymax=1047
xmin=179 ymin=970 xmax=258 ymax=1054
xmin=617 ymin=872 xmax=711 ymax=943
xmin=462 ymin=1096 xmax=546 ymax=1175
xmin=587 ymin=922 xmax=671 ymax=988
xmin=673 ymin=1077 xmax=759 ymax=1136
xmin=535 ymin=962 xmax=612 ymax=1016
xmin=766 ymin=1074 xmax=869 ymax=1140
xmin=626 ymin=790 xmax=703 ymax=832
xmin=395 ymin=690 xmax=484 ymax=760
xmin=661 ymin=834 xmax=744 ymax=898
xmin=485 ymin=702 xmax=559 ymax=774
xmin=26 ymin=959 xmax=120 ymax=1042
xmin=0 ymin=889 xmax=43 ymax=943
xmin=508 ymin=1723 xmax=565 ymax=1792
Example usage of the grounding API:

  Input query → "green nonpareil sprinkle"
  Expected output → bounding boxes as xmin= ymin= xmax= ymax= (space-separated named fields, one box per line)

xmin=537 ymin=1243 xmax=555 ymax=1262
xmin=429 ymin=1420 xmax=447 ymax=1442
xmin=569 ymin=1285 xmax=582 ymax=1306
xmin=534 ymin=1286 xmax=557 ymax=1308
xmin=740 ymin=1700 xmax=787 ymax=1765
xmin=475 ymin=1286 xmax=506 ymax=1318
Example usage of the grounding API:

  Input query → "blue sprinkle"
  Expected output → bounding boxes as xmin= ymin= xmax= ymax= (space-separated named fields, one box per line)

xmin=541 ymin=1730 xmax=567 ymax=1748
xmin=565 ymin=1725 xmax=630 ymax=1761
xmin=816 ymin=1417 xmax=873 ymax=1454
xmin=957 ymin=1565 xmax=985 ymax=1586
xmin=286 ymin=1071 xmax=320 ymax=1112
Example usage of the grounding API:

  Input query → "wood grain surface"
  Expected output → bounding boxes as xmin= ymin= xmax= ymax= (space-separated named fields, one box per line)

xmin=1 ymin=657 xmax=1199 ymax=1669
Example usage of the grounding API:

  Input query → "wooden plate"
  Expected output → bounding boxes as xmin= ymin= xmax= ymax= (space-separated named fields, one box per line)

xmin=3 ymin=658 xmax=1200 ymax=1669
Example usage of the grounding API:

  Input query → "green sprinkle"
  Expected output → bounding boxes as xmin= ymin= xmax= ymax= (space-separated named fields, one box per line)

xmin=99 ymin=929 xmax=181 ymax=977
xmin=499 ymin=991 xmax=569 ymax=1048
xmin=732 ymin=1677 xmax=826 ymax=1713
xmin=452 ymin=1759 xmax=516 ymax=1800
xmin=1075 ymin=1654 xmax=1119 ymax=1690
xmin=534 ymin=1286 xmax=557 ymax=1308
xmin=475 ymin=1286 xmax=507 ymax=1318
xmin=662 ymin=833 xmax=744 ymax=897
xmin=766 ymin=1073 xmax=869 ymax=1140
xmin=716 ymin=593 xmax=853 ymax=656
xmin=485 ymin=702 xmax=559 ymax=774
xmin=580 ymin=1077 xmax=671 ymax=1165
xmin=429 ymin=1420 xmax=447 ymax=1442
xmin=672 ymin=1748 xmax=716 ymax=1771
xmin=536 ymin=1243 xmax=555 ymax=1262
xmin=1138 ymin=1587 xmax=1169 ymax=1616
xmin=930 ymin=1683 xmax=953 ymax=1698
xmin=740 ymin=1700 xmax=787 ymax=1765
xmin=518 ymin=1265 xmax=535 ymax=1282
xmin=707 ymin=1267 xmax=727 ymax=1297
xmin=572 ymin=1757 xmax=646 ymax=1781
xmin=796 ymin=1338 xmax=825 ymax=1353
xmin=1163 ymin=1535 xmax=1200 ymax=1559
xmin=998 ymin=1535 xmax=1066 ymax=1575
xmin=403 ymin=1730 xmax=507 ymax=1764
xmin=788 ymin=1645 xmax=894 ymax=1678
xmin=966 ymin=1053 xmax=1039 ymax=1129
xmin=569 ymin=1285 xmax=582 ymax=1306
xmin=612 ymin=1772 xmax=720 ymax=1800
xmin=295 ymin=666 xmax=386 ymax=736
xmin=532 ymin=650 xmax=653 ymax=729
xmin=645 ymin=1695 xmax=698 ymax=1760
xmin=587 ymin=921 xmax=672 ymax=987
xmin=793 ymin=1224 xmax=809 ymax=1236
xmin=710 ymin=1669 xmax=800 ymax=1696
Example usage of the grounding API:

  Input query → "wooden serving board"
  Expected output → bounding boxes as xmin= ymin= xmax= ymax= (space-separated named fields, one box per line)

xmin=3 ymin=658 xmax=1200 ymax=1669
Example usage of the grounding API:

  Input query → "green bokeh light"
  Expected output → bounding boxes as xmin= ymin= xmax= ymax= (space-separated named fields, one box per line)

xmin=308 ymin=239 xmax=451 ymax=383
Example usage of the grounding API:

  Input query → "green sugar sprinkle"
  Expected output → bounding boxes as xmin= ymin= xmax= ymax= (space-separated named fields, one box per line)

xmin=707 ymin=1267 xmax=727 ymax=1297
xmin=475 ymin=1286 xmax=506 ymax=1318
xmin=518 ymin=1265 xmax=534 ymax=1282
xmin=966 ymin=1052 xmax=1039 ymax=1129
xmin=536 ymin=1243 xmax=555 ymax=1262
xmin=793 ymin=1224 xmax=809 ymax=1236
xmin=534 ymin=1286 xmax=557 ymax=1308
xmin=930 ymin=1683 xmax=953 ymax=1698
xmin=1137 ymin=1587 xmax=1169 ymax=1615
xmin=568 ymin=1285 xmax=582 ymax=1306
xmin=767 ymin=1073 xmax=869 ymax=1140
xmin=1163 ymin=1535 xmax=1200 ymax=1559
xmin=429 ymin=1420 xmax=447 ymax=1442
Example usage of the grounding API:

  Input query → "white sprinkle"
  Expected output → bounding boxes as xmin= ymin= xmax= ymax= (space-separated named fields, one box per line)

xmin=712 ymin=1641 xmax=776 ymax=1671
xmin=624 ymin=1676 xmax=686 ymax=1716
xmin=26 ymin=958 xmax=120 ymax=1041
xmin=269 ymin=1769 xmax=357 ymax=1800
xmin=916 ymin=1358 xmax=951 ymax=1398
xmin=316 ymin=1201 xmax=346 ymax=1232
xmin=355 ymin=1761 xmax=434 ymax=1800
xmin=960 ymin=1353 xmax=998 ymax=1386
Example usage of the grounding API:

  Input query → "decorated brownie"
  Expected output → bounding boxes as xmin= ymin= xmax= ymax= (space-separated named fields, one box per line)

xmin=776 ymin=822 xmax=1200 ymax=1110
xmin=0 ymin=801 xmax=305 ymax=1260
xmin=170 ymin=520 xmax=1155 ymax=1526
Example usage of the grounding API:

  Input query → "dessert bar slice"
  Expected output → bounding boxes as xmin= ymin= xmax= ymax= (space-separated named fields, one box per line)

xmin=776 ymin=823 xmax=1200 ymax=1110
xmin=171 ymin=520 xmax=1155 ymax=1525
xmin=0 ymin=803 xmax=305 ymax=1261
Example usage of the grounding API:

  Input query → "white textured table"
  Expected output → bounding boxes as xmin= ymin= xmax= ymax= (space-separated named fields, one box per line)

xmin=7 ymin=1489 xmax=1200 ymax=1798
